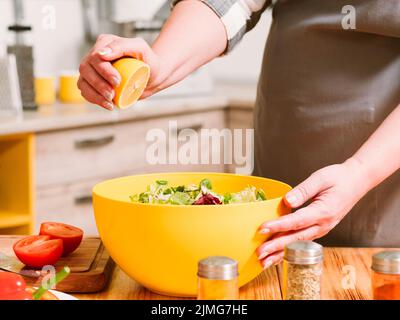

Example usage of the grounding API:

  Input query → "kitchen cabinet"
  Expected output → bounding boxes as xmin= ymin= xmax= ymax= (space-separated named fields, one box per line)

xmin=35 ymin=110 xmax=227 ymax=188
xmin=225 ymin=105 xmax=254 ymax=174
xmin=35 ymin=176 xmax=108 ymax=235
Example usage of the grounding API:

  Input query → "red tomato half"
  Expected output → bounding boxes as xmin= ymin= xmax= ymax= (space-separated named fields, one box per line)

xmin=0 ymin=272 xmax=32 ymax=300
xmin=13 ymin=235 xmax=63 ymax=268
xmin=40 ymin=222 xmax=83 ymax=256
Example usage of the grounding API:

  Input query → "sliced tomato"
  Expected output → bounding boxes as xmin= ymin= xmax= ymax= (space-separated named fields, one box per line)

xmin=40 ymin=222 xmax=83 ymax=256
xmin=13 ymin=235 xmax=63 ymax=268
xmin=0 ymin=272 xmax=32 ymax=300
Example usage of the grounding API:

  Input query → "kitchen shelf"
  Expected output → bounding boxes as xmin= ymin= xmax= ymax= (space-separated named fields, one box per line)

xmin=0 ymin=134 xmax=34 ymax=234
xmin=0 ymin=211 xmax=30 ymax=229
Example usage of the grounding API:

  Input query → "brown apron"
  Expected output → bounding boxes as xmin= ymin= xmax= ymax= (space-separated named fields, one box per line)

xmin=253 ymin=0 xmax=400 ymax=246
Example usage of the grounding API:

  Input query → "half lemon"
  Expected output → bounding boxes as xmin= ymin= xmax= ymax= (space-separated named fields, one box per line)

xmin=112 ymin=58 xmax=150 ymax=109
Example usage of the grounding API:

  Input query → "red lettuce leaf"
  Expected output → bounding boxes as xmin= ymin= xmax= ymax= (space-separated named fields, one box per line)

xmin=193 ymin=193 xmax=222 ymax=205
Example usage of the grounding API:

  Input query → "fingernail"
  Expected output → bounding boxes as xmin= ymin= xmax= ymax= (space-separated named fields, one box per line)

xmin=98 ymin=47 xmax=112 ymax=56
xmin=259 ymin=228 xmax=270 ymax=234
xmin=286 ymin=194 xmax=297 ymax=206
xmin=103 ymin=101 xmax=114 ymax=110
xmin=111 ymin=76 xmax=121 ymax=87
xmin=258 ymin=251 xmax=269 ymax=260
xmin=263 ymin=260 xmax=273 ymax=270
xmin=104 ymin=91 xmax=114 ymax=101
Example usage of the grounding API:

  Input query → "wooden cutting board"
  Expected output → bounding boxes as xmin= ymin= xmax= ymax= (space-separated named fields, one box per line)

xmin=0 ymin=236 xmax=114 ymax=293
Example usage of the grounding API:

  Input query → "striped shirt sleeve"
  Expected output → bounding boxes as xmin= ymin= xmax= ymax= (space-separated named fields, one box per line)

xmin=172 ymin=0 xmax=271 ymax=53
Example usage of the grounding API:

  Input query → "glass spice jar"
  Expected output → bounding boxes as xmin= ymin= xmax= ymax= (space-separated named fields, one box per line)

xmin=371 ymin=250 xmax=400 ymax=300
xmin=197 ymin=256 xmax=239 ymax=300
xmin=282 ymin=241 xmax=324 ymax=300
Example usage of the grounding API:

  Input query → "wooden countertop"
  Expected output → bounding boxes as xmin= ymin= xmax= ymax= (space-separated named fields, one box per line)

xmin=74 ymin=247 xmax=384 ymax=300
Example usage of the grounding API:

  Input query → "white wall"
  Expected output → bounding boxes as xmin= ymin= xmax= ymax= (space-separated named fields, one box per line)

xmin=0 ymin=0 xmax=271 ymax=83
xmin=113 ymin=0 xmax=166 ymax=22
xmin=0 ymin=0 xmax=85 ymax=76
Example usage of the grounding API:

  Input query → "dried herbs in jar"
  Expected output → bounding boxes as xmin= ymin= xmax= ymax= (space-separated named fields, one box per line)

xmin=282 ymin=241 xmax=324 ymax=300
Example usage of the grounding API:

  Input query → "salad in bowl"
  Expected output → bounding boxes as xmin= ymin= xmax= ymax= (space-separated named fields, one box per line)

xmin=129 ymin=179 xmax=267 ymax=205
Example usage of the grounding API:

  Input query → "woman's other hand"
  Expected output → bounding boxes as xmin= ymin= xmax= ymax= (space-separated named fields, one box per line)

xmin=256 ymin=157 xmax=369 ymax=269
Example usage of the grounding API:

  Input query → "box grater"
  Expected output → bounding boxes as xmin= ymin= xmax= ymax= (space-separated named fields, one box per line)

xmin=7 ymin=43 xmax=36 ymax=110
xmin=0 ymin=55 xmax=23 ymax=116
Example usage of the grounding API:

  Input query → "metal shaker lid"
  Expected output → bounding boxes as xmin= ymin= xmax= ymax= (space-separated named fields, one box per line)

xmin=284 ymin=241 xmax=324 ymax=265
xmin=372 ymin=250 xmax=400 ymax=275
xmin=198 ymin=256 xmax=238 ymax=280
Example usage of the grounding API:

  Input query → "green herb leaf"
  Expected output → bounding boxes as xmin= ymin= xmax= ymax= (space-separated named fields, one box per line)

xmin=257 ymin=189 xmax=267 ymax=201
xmin=129 ymin=194 xmax=139 ymax=202
xmin=139 ymin=192 xmax=150 ymax=203
xmin=223 ymin=193 xmax=233 ymax=204
xmin=173 ymin=185 xmax=185 ymax=192
xmin=33 ymin=266 xmax=70 ymax=300
xmin=156 ymin=180 xmax=168 ymax=185
xmin=163 ymin=188 xmax=172 ymax=195
xmin=199 ymin=179 xmax=212 ymax=190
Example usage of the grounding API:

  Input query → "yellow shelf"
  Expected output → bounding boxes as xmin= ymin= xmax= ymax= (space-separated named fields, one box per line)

xmin=0 ymin=211 xmax=31 ymax=229
xmin=0 ymin=134 xmax=34 ymax=235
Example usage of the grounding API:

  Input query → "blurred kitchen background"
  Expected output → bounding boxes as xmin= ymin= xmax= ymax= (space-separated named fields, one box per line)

xmin=0 ymin=0 xmax=271 ymax=235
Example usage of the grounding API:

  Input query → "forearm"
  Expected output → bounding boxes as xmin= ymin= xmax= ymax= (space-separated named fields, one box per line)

xmin=151 ymin=0 xmax=227 ymax=90
xmin=350 ymin=104 xmax=400 ymax=192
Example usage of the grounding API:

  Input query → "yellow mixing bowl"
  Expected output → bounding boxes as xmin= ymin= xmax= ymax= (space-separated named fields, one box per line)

xmin=93 ymin=172 xmax=291 ymax=297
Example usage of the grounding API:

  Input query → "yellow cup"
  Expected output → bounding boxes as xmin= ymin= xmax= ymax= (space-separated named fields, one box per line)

xmin=35 ymin=76 xmax=56 ymax=105
xmin=59 ymin=71 xmax=85 ymax=103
